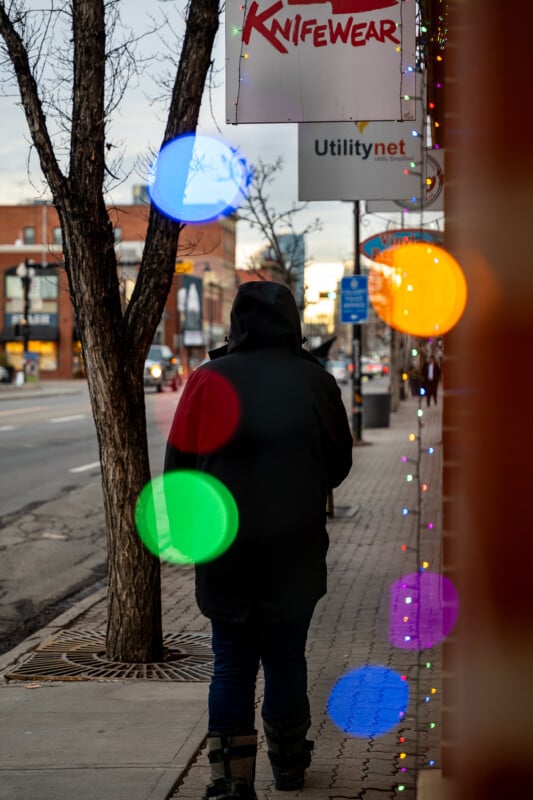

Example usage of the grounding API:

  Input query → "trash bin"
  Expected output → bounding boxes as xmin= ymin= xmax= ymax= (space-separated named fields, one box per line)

xmin=363 ymin=393 xmax=391 ymax=428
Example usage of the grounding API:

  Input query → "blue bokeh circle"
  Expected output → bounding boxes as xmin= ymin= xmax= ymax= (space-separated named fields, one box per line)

xmin=327 ymin=665 xmax=409 ymax=738
xmin=148 ymin=133 xmax=252 ymax=223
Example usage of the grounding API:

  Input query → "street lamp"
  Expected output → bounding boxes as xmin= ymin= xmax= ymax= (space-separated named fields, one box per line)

xmin=15 ymin=259 xmax=36 ymax=381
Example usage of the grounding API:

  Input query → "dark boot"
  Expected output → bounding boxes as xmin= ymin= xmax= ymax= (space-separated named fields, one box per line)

xmin=263 ymin=717 xmax=314 ymax=791
xmin=204 ymin=732 xmax=258 ymax=800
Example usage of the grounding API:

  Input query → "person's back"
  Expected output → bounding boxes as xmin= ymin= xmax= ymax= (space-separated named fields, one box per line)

xmin=164 ymin=281 xmax=353 ymax=800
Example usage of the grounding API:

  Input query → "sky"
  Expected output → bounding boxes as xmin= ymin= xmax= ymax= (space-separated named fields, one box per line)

xmin=0 ymin=1 xmax=441 ymax=280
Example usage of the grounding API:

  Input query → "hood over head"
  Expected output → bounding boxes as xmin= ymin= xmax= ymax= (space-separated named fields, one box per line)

xmin=226 ymin=281 xmax=303 ymax=354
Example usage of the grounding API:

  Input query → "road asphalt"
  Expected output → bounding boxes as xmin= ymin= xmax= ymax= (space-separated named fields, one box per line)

xmin=0 ymin=379 xmax=107 ymax=654
xmin=0 ymin=380 xmax=452 ymax=800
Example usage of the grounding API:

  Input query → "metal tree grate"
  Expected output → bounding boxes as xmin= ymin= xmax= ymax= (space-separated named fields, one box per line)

xmin=5 ymin=629 xmax=213 ymax=682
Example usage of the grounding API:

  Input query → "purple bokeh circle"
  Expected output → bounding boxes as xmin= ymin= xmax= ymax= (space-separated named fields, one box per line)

xmin=390 ymin=571 xmax=459 ymax=650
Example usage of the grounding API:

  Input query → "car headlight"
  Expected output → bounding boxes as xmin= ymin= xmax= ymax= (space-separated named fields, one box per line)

xmin=150 ymin=365 xmax=163 ymax=379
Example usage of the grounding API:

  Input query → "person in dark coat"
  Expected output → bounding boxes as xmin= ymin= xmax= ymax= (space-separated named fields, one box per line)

xmin=421 ymin=355 xmax=442 ymax=406
xmin=164 ymin=281 xmax=353 ymax=800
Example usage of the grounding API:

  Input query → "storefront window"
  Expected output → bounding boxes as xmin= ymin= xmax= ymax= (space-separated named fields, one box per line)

xmin=73 ymin=340 xmax=85 ymax=378
xmin=23 ymin=226 xmax=36 ymax=245
xmin=5 ymin=341 xmax=58 ymax=372
xmin=5 ymin=273 xmax=58 ymax=306
xmin=4 ymin=271 xmax=60 ymax=372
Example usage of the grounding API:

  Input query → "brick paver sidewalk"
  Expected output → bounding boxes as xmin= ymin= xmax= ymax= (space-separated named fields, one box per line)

xmin=168 ymin=396 xmax=444 ymax=800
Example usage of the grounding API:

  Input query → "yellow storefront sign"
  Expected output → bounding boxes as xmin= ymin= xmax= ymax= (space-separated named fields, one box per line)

xmin=175 ymin=260 xmax=194 ymax=274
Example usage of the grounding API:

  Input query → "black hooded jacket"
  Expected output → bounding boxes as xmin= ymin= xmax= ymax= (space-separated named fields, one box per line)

xmin=164 ymin=281 xmax=353 ymax=623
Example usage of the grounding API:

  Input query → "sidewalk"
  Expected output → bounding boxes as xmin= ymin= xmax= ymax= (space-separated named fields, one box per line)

xmin=0 ymin=378 xmax=86 ymax=401
xmin=0 ymin=394 xmax=445 ymax=800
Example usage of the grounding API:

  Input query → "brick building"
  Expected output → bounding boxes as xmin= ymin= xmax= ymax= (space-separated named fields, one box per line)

xmin=0 ymin=202 xmax=237 ymax=378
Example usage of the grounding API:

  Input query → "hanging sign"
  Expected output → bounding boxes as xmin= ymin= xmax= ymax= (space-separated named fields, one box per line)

xmin=298 ymin=72 xmax=423 ymax=200
xmin=175 ymin=260 xmax=194 ymax=274
xmin=179 ymin=275 xmax=204 ymax=346
xmin=366 ymin=149 xmax=445 ymax=212
xmin=360 ymin=228 xmax=444 ymax=260
xmin=226 ymin=0 xmax=416 ymax=124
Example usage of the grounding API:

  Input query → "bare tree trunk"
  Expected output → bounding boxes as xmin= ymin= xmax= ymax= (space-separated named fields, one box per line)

xmin=96 ymin=370 xmax=162 ymax=663
xmin=0 ymin=0 xmax=220 ymax=662
xmin=103 ymin=0 xmax=220 ymax=661
xmin=55 ymin=189 xmax=163 ymax=661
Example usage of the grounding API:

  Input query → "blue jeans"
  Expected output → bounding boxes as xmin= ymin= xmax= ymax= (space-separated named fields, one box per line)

xmin=208 ymin=611 xmax=314 ymax=734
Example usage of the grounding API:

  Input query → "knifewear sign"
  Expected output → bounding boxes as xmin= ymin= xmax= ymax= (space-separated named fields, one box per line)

xmin=226 ymin=0 xmax=416 ymax=123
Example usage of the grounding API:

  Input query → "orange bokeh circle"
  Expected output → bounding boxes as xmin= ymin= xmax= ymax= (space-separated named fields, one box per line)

xmin=369 ymin=243 xmax=467 ymax=337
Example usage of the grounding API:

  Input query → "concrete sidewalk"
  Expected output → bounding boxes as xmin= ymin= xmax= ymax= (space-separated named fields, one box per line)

xmin=0 ymin=394 xmax=447 ymax=800
xmin=0 ymin=378 xmax=86 ymax=401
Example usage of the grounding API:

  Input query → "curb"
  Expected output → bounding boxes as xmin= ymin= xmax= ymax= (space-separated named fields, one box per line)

xmin=0 ymin=386 xmax=84 ymax=401
xmin=0 ymin=587 xmax=107 ymax=676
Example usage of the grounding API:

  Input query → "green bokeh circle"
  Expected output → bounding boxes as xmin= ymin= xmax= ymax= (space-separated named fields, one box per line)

xmin=135 ymin=470 xmax=239 ymax=565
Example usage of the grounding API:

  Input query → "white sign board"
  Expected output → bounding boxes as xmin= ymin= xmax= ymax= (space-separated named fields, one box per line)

xmin=226 ymin=0 xmax=416 ymax=124
xmin=366 ymin=149 xmax=445 ymax=212
xmin=298 ymin=71 xmax=424 ymax=200
xmin=298 ymin=120 xmax=423 ymax=201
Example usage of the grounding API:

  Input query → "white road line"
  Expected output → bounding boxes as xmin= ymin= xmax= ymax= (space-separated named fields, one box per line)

xmin=0 ymin=405 xmax=48 ymax=417
xmin=0 ymin=425 xmax=15 ymax=431
xmin=69 ymin=461 xmax=100 ymax=473
xmin=49 ymin=414 xmax=87 ymax=424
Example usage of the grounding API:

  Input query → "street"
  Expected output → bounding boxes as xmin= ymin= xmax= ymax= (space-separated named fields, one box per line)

xmin=0 ymin=382 xmax=182 ymax=654
xmin=0 ymin=375 xmax=389 ymax=514
xmin=0 ymin=384 xmax=179 ymax=516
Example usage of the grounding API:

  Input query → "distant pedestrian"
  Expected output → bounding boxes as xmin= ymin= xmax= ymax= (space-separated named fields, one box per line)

xmin=408 ymin=365 xmax=421 ymax=397
xmin=165 ymin=282 xmax=353 ymax=800
xmin=421 ymin=355 xmax=442 ymax=406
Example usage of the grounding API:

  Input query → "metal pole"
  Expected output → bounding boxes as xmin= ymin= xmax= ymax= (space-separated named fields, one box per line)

xmin=23 ymin=273 xmax=30 ymax=353
xmin=352 ymin=201 xmax=363 ymax=444
xmin=16 ymin=259 xmax=34 ymax=383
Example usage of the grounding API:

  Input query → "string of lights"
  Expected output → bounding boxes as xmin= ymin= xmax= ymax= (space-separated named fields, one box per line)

xmin=396 ymin=385 xmax=440 ymax=793
xmin=394 ymin=7 xmax=449 ymax=790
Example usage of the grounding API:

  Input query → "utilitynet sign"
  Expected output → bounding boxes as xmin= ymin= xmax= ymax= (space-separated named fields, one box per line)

xmin=298 ymin=120 xmax=423 ymax=200
xmin=298 ymin=73 xmax=424 ymax=200
xmin=226 ymin=0 xmax=416 ymax=124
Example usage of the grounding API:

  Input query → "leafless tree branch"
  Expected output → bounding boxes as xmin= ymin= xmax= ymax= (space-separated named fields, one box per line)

xmin=238 ymin=157 xmax=322 ymax=288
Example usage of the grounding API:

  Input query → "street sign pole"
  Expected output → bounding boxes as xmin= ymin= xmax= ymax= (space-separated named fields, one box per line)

xmin=16 ymin=259 xmax=35 ymax=384
xmin=352 ymin=201 xmax=363 ymax=444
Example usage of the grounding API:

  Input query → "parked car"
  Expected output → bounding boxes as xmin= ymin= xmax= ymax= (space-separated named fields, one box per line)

xmin=326 ymin=359 xmax=351 ymax=384
xmin=144 ymin=344 xmax=181 ymax=392
xmin=361 ymin=356 xmax=387 ymax=379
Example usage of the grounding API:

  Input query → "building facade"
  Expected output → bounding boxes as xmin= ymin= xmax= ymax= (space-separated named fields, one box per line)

xmin=0 ymin=203 xmax=237 ymax=378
